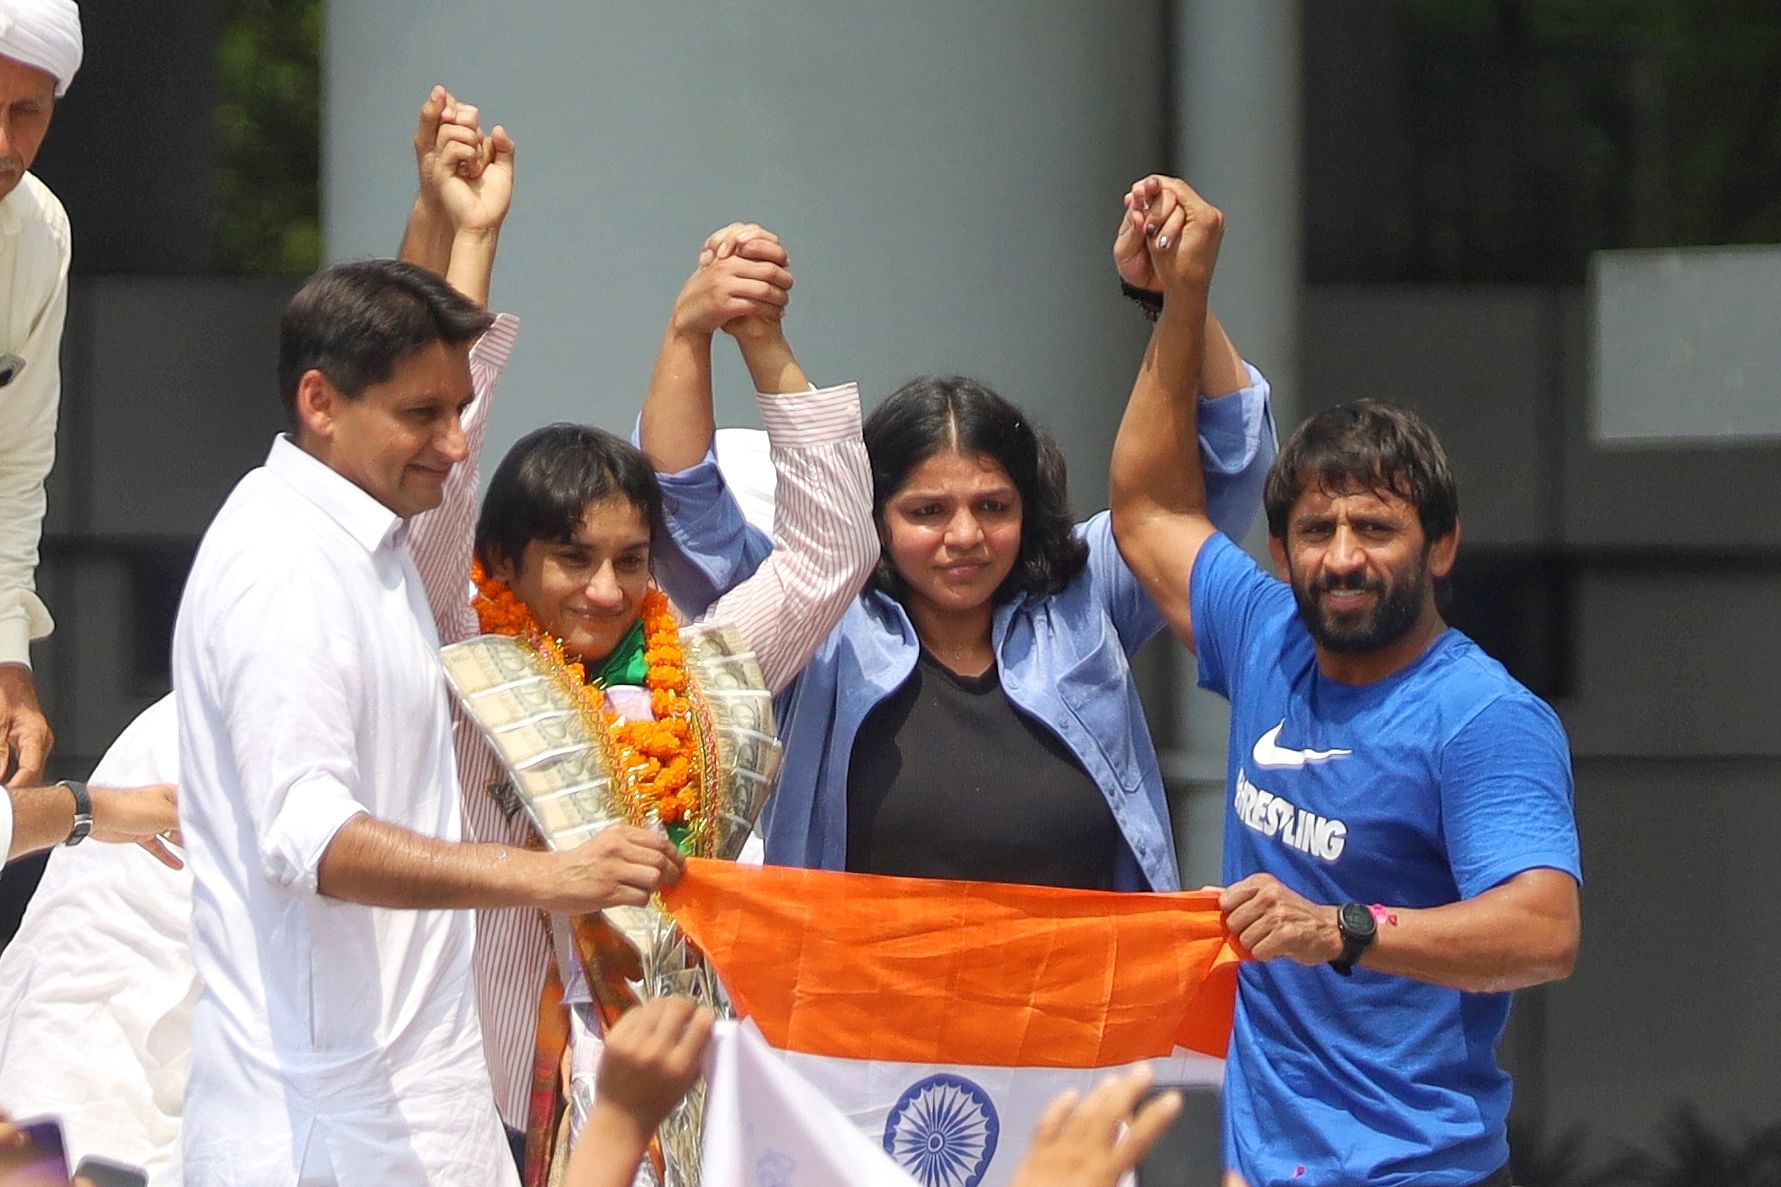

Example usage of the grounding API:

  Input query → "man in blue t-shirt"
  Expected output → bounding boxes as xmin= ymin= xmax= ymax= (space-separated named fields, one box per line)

xmin=1106 ymin=174 xmax=1581 ymax=1187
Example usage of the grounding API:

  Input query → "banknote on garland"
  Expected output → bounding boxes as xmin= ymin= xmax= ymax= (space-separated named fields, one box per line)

xmin=442 ymin=613 xmax=783 ymax=1187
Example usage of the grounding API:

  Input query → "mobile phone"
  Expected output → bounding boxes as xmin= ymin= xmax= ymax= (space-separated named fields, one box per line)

xmin=0 ymin=1116 xmax=71 ymax=1187
xmin=73 ymin=1156 xmax=149 ymax=1187
xmin=1134 ymin=1082 xmax=1223 ymax=1187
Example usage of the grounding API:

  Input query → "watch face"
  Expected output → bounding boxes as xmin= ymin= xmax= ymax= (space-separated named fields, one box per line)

xmin=1339 ymin=901 xmax=1377 ymax=940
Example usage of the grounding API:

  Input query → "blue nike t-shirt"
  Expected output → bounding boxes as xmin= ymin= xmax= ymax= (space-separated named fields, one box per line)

xmin=1191 ymin=533 xmax=1582 ymax=1187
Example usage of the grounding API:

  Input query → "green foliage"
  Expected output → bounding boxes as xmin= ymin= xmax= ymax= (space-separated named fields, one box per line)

xmin=212 ymin=0 xmax=322 ymax=275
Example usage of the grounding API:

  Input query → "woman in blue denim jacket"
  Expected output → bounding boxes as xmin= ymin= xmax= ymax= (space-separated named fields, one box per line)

xmin=645 ymin=232 xmax=1274 ymax=892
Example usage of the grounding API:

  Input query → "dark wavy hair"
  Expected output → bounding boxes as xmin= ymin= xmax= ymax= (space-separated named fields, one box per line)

xmin=1264 ymin=399 xmax=1459 ymax=544
xmin=474 ymin=423 xmax=667 ymax=575
xmin=863 ymin=375 xmax=1087 ymax=602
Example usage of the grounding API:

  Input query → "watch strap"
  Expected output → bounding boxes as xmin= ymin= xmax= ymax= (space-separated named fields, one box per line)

xmin=59 ymin=779 xmax=92 ymax=846
xmin=1330 ymin=901 xmax=1376 ymax=977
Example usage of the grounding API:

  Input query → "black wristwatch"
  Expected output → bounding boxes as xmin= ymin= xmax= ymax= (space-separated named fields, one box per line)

xmin=59 ymin=779 xmax=93 ymax=846
xmin=1330 ymin=901 xmax=1376 ymax=977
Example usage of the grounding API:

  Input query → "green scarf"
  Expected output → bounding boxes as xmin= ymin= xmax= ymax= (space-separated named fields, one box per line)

xmin=590 ymin=617 xmax=649 ymax=687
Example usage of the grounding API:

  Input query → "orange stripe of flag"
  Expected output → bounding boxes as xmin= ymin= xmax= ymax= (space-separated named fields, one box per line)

xmin=663 ymin=858 xmax=1242 ymax=1069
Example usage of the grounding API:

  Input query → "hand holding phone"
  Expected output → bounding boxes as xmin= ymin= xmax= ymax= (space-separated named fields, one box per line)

xmin=1135 ymin=1081 xmax=1224 ymax=1187
xmin=1008 ymin=1067 xmax=1185 ymax=1187
xmin=0 ymin=1115 xmax=70 ymax=1187
xmin=73 ymin=1157 xmax=149 ymax=1187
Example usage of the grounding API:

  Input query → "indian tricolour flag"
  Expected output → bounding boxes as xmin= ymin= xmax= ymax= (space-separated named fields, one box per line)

xmin=666 ymin=860 xmax=1240 ymax=1187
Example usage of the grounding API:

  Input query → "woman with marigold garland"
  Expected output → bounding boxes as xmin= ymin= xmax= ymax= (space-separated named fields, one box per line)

xmin=419 ymin=210 xmax=875 ymax=1179
xmin=642 ymin=183 xmax=1275 ymax=896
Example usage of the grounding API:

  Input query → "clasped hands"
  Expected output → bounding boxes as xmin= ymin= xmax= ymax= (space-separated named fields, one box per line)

xmin=672 ymin=222 xmax=795 ymax=345
xmin=412 ymin=85 xmax=514 ymax=235
xmin=1113 ymin=173 xmax=1224 ymax=299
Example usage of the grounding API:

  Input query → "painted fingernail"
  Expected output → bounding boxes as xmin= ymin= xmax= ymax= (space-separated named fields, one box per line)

xmin=1158 ymin=236 xmax=1170 ymax=250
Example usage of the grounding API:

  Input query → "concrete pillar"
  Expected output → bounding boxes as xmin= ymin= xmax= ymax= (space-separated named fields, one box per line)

xmin=1167 ymin=0 xmax=1302 ymax=887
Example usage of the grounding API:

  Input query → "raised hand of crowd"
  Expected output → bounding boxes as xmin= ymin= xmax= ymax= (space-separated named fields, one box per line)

xmin=562 ymin=996 xmax=716 ymax=1187
xmin=1007 ymin=1066 xmax=1181 ymax=1187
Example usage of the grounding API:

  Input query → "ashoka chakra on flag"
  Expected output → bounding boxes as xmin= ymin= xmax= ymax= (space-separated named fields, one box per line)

xmin=883 ymin=1073 xmax=1000 ymax=1187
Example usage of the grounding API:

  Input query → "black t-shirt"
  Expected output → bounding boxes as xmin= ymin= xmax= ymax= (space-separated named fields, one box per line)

xmin=844 ymin=648 xmax=1121 ymax=889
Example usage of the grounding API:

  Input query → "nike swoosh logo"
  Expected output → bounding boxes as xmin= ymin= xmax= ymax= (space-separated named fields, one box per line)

xmin=1251 ymin=721 xmax=1352 ymax=770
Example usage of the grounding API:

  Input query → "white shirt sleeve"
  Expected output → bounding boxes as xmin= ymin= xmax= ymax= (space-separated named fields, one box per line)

xmin=0 ymin=191 xmax=68 ymax=666
xmin=212 ymin=571 xmax=371 ymax=895
xmin=408 ymin=313 xmax=519 ymax=645
xmin=0 ymin=786 xmax=14 ymax=864
xmin=700 ymin=382 xmax=877 ymax=693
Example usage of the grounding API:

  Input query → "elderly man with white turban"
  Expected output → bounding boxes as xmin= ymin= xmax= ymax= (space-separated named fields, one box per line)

xmin=0 ymin=0 xmax=81 ymax=786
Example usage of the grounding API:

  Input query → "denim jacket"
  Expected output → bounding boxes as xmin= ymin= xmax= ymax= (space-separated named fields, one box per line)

xmin=652 ymin=370 xmax=1275 ymax=891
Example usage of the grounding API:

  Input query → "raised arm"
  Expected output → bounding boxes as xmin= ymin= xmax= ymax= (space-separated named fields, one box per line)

xmin=397 ymin=86 xmax=457 ymax=275
xmin=1113 ymin=175 xmax=1250 ymax=401
xmin=1108 ymin=176 xmax=1227 ymax=652
xmin=639 ymin=225 xmax=873 ymax=691
xmin=401 ymin=92 xmax=521 ymax=641
xmin=437 ymin=122 xmax=512 ymax=309
xmin=638 ymin=223 xmax=793 ymax=474
xmin=690 ymin=231 xmax=876 ymax=691
xmin=563 ymin=997 xmax=715 ymax=1187
xmin=396 ymin=87 xmax=511 ymax=308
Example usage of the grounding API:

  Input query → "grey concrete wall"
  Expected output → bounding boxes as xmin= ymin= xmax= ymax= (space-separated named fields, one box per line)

xmin=47 ymin=277 xmax=296 ymax=540
xmin=35 ymin=275 xmax=298 ymax=768
xmin=1301 ymin=286 xmax=1565 ymax=547
xmin=1547 ymin=755 xmax=1781 ymax=1156
xmin=324 ymin=1 xmax=1174 ymax=514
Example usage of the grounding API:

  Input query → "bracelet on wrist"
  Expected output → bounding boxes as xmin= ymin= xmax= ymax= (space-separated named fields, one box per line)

xmin=1119 ymin=278 xmax=1164 ymax=323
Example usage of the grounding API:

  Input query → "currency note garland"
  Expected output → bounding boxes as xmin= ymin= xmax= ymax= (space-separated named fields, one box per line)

xmin=469 ymin=558 xmax=714 ymax=849
xmin=451 ymin=562 xmax=786 ymax=1187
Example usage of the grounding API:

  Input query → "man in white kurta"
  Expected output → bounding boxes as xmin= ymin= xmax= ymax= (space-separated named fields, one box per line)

xmin=0 ymin=0 xmax=83 ymax=782
xmin=172 ymin=429 xmax=515 ymax=1185
xmin=173 ymin=246 xmax=681 ymax=1182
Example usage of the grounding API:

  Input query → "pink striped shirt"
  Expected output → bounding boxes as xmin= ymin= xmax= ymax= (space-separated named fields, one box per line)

xmin=407 ymin=316 xmax=875 ymax=1127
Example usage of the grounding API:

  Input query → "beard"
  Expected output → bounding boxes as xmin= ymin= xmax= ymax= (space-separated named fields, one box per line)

xmin=1290 ymin=553 xmax=1427 ymax=655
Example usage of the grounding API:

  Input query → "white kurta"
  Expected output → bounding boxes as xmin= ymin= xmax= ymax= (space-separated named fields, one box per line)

xmin=0 ymin=170 xmax=68 ymax=663
xmin=0 ymin=327 xmax=516 ymax=1181
xmin=0 ymin=694 xmax=191 ymax=1183
xmin=172 ymin=436 xmax=513 ymax=1187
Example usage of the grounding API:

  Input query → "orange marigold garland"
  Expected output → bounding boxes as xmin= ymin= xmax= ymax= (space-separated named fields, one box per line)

xmin=471 ymin=559 xmax=704 ymax=831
